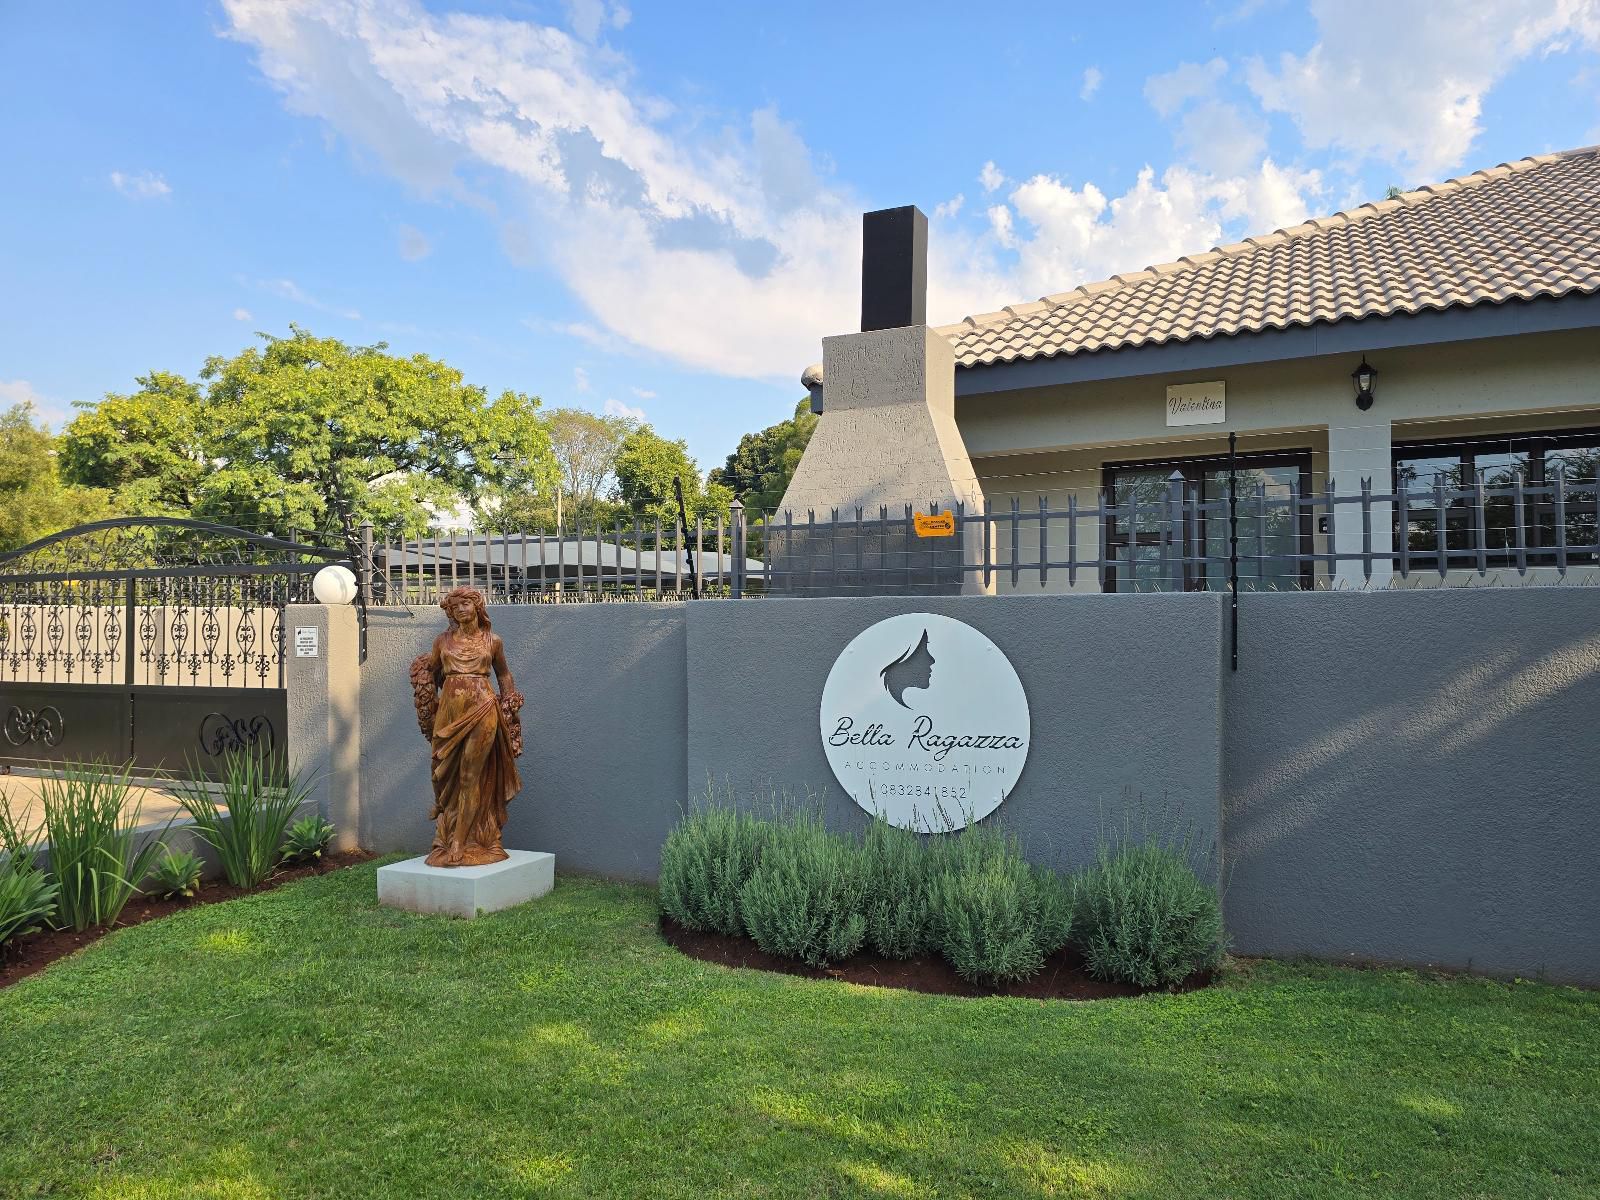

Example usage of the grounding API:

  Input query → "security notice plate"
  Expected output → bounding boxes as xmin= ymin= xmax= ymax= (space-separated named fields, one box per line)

xmin=294 ymin=627 xmax=319 ymax=658
xmin=913 ymin=510 xmax=956 ymax=538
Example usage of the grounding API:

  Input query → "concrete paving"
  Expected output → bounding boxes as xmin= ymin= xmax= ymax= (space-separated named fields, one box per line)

xmin=0 ymin=770 xmax=188 ymax=833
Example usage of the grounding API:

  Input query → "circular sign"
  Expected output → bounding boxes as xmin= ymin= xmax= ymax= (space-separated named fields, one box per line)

xmin=819 ymin=613 xmax=1029 ymax=831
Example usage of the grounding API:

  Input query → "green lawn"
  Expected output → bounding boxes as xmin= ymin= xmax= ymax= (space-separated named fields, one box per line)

xmin=2 ymin=864 xmax=1596 ymax=1199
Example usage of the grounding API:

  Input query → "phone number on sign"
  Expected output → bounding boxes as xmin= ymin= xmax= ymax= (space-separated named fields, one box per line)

xmin=868 ymin=781 xmax=970 ymax=802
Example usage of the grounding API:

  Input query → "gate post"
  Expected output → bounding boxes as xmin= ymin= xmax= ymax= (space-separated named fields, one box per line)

xmin=285 ymin=602 xmax=363 ymax=851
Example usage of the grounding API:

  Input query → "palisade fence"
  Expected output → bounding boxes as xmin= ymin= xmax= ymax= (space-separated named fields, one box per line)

xmin=358 ymin=468 xmax=1600 ymax=606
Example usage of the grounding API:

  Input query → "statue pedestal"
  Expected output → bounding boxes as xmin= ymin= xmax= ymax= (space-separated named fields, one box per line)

xmin=377 ymin=849 xmax=555 ymax=918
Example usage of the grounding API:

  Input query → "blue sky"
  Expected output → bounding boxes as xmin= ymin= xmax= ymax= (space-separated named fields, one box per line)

xmin=2 ymin=1 xmax=1597 ymax=475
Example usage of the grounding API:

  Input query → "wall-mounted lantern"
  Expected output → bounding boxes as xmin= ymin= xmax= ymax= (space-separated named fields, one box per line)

xmin=1351 ymin=357 xmax=1378 ymax=411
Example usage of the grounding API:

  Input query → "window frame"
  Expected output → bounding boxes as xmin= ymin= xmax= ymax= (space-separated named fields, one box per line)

xmin=1391 ymin=426 xmax=1600 ymax=570
xmin=1100 ymin=449 xmax=1314 ymax=593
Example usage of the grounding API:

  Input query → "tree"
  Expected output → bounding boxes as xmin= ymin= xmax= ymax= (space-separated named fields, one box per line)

xmin=58 ymin=372 xmax=207 ymax=517
xmin=61 ymin=326 xmax=558 ymax=543
xmin=613 ymin=425 xmax=729 ymax=529
xmin=0 ymin=404 xmax=111 ymax=552
xmin=709 ymin=397 xmax=816 ymax=513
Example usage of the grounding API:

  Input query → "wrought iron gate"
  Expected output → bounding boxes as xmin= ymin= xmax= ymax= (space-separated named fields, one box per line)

xmin=0 ymin=518 xmax=347 ymax=780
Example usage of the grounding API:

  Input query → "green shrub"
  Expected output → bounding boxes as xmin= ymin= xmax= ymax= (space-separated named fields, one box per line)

xmin=147 ymin=849 xmax=204 ymax=899
xmin=658 ymin=804 xmax=767 ymax=935
xmin=0 ymin=791 xmax=54 ymax=943
xmin=172 ymin=754 xmax=313 ymax=889
xmin=739 ymin=814 xmax=866 ymax=967
xmin=281 ymin=815 xmax=336 ymax=864
xmin=860 ymin=817 xmax=932 ymax=958
xmin=1073 ymin=832 xmax=1224 ymax=988
xmin=925 ymin=825 xmax=1072 ymax=985
xmin=40 ymin=762 xmax=170 ymax=931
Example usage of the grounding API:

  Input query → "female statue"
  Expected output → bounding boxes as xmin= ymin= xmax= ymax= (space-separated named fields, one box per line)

xmin=409 ymin=587 xmax=524 ymax=867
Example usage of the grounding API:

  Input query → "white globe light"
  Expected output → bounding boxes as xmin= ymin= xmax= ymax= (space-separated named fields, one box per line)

xmin=312 ymin=564 xmax=358 ymax=606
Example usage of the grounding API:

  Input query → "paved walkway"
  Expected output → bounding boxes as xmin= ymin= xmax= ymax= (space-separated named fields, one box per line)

xmin=0 ymin=771 xmax=187 ymax=832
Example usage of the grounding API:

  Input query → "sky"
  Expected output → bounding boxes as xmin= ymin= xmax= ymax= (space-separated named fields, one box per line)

xmin=2 ymin=0 xmax=1598 ymax=475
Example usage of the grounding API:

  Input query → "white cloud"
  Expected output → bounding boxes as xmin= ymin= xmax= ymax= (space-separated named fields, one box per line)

xmin=976 ymin=158 xmax=1323 ymax=301
xmin=932 ymin=194 xmax=964 ymax=220
xmin=630 ymin=386 xmax=656 ymax=399
xmin=1246 ymin=0 xmax=1600 ymax=178
xmin=109 ymin=170 xmax=171 ymax=199
xmin=573 ymin=365 xmax=591 ymax=392
xmin=257 ymin=277 xmax=362 ymax=320
xmin=233 ymin=307 xmax=254 ymax=321
xmin=1144 ymin=58 xmax=1229 ymax=118
xmin=0 ymin=379 xmax=73 ymax=428
xmin=224 ymin=0 xmax=862 ymax=379
xmin=218 ymin=0 xmax=1327 ymax=372
xmin=566 ymin=0 xmax=628 ymax=43
xmin=604 ymin=397 xmax=646 ymax=422
xmin=1080 ymin=66 xmax=1103 ymax=101
xmin=398 ymin=223 xmax=432 ymax=260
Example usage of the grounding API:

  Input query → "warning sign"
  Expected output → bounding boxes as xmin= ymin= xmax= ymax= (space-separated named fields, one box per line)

xmin=913 ymin=510 xmax=956 ymax=538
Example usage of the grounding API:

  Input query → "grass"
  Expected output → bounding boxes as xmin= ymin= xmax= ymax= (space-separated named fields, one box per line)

xmin=0 ymin=864 xmax=1596 ymax=1199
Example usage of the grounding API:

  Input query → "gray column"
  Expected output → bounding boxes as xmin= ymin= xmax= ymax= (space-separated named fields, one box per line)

xmin=1328 ymin=417 xmax=1393 ymax=589
xmin=285 ymin=603 xmax=362 ymax=851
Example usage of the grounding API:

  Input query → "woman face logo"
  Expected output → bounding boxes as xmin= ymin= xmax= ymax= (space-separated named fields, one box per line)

xmin=879 ymin=630 xmax=935 ymax=709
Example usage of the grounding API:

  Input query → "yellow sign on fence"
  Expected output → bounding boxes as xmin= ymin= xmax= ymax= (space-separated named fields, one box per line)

xmin=913 ymin=510 xmax=956 ymax=538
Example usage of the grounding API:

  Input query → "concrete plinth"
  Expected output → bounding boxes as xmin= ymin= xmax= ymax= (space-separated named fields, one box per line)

xmin=377 ymin=849 xmax=555 ymax=918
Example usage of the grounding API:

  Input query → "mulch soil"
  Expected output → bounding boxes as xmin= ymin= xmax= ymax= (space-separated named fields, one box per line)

xmin=0 ymin=850 xmax=375 ymax=990
xmin=659 ymin=917 xmax=1214 ymax=1001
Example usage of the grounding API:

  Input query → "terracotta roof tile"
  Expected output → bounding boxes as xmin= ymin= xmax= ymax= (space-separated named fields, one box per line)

xmin=938 ymin=147 xmax=1600 ymax=369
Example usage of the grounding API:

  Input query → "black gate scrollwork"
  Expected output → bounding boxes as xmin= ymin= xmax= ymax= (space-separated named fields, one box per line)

xmin=199 ymin=711 xmax=276 ymax=757
xmin=4 ymin=704 xmax=64 ymax=748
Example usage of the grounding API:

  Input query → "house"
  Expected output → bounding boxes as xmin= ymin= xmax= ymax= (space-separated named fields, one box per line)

xmin=782 ymin=146 xmax=1600 ymax=592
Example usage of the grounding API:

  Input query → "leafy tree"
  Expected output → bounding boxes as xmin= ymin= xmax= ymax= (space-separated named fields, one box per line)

xmin=0 ymin=405 xmax=111 ymax=552
xmin=709 ymin=397 xmax=816 ymax=513
xmin=61 ymin=327 xmax=558 ymax=543
xmin=613 ymin=425 xmax=729 ymax=529
xmin=57 ymin=372 xmax=206 ymax=517
xmin=483 ymin=407 xmax=634 ymax=531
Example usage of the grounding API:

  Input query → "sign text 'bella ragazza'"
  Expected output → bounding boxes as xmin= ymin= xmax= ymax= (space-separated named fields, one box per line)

xmin=819 ymin=613 xmax=1030 ymax=831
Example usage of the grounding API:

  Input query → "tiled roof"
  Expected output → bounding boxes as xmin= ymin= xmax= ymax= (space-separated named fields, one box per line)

xmin=938 ymin=146 xmax=1600 ymax=370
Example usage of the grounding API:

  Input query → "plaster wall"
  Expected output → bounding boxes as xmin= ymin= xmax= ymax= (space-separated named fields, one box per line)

xmin=1223 ymin=588 xmax=1600 ymax=983
xmin=359 ymin=604 xmax=686 ymax=880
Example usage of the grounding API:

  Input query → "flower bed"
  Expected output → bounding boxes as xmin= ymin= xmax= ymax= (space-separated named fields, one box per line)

xmin=657 ymin=803 xmax=1225 ymax=996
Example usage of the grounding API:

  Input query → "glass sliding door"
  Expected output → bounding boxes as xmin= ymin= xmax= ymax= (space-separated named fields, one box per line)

xmin=1104 ymin=452 xmax=1313 ymax=593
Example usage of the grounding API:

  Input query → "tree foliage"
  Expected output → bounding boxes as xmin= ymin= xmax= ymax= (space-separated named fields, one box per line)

xmin=482 ymin=406 xmax=634 ymax=532
xmin=614 ymin=425 xmax=731 ymax=528
xmin=0 ymin=405 xmax=110 ymax=553
xmin=709 ymin=397 xmax=816 ymax=513
xmin=60 ymin=327 xmax=557 ymax=542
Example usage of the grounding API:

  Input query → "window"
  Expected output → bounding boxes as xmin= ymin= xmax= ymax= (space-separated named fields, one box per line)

xmin=1102 ymin=452 xmax=1313 ymax=592
xmin=1392 ymin=429 xmax=1600 ymax=569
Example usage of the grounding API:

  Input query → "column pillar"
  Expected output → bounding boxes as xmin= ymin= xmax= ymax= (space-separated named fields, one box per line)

xmin=1327 ymin=417 xmax=1393 ymax=589
xmin=285 ymin=603 xmax=362 ymax=850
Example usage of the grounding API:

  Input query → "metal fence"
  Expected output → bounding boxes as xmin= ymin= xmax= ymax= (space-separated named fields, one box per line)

xmin=358 ymin=469 xmax=1600 ymax=605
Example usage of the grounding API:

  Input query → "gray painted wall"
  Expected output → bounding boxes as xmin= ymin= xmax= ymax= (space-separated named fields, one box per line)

xmin=362 ymin=605 xmax=686 ymax=880
xmin=1223 ymin=588 xmax=1600 ymax=984
xmin=686 ymin=595 xmax=1224 ymax=875
xmin=351 ymin=588 xmax=1600 ymax=983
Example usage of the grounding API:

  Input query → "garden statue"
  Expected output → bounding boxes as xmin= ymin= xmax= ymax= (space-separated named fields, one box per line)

xmin=409 ymin=587 xmax=524 ymax=867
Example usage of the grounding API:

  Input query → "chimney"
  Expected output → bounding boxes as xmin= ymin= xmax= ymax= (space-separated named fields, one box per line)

xmin=860 ymin=205 xmax=927 ymax=332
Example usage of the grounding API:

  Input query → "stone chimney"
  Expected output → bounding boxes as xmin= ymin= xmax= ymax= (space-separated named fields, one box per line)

xmin=774 ymin=206 xmax=988 ymax=594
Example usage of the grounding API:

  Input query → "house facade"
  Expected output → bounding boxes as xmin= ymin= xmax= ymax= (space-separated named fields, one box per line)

xmin=782 ymin=147 xmax=1600 ymax=592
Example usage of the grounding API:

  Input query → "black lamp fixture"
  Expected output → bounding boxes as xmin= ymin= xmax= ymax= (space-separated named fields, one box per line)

xmin=1351 ymin=357 xmax=1378 ymax=411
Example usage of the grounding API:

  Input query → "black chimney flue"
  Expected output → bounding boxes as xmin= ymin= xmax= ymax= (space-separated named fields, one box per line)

xmin=860 ymin=205 xmax=927 ymax=332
